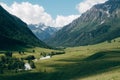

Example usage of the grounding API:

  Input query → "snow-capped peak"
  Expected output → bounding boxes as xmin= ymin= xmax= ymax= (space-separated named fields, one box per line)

xmin=106 ymin=10 xmax=110 ymax=17
xmin=41 ymin=26 xmax=48 ymax=31
xmin=100 ymin=20 xmax=105 ymax=25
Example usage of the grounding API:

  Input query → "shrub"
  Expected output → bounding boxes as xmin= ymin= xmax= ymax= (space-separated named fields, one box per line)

xmin=32 ymin=50 xmax=35 ymax=53
xmin=18 ymin=51 xmax=22 ymax=54
xmin=0 ymin=56 xmax=6 ymax=62
xmin=7 ymin=58 xmax=24 ymax=70
xmin=28 ymin=60 xmax=36 ymax=68
xmin=113 ymin=40 xmax=116 ymax=42
xmin=5 ymin=51 xmax=12 ymax=57
xmin=51 ymin=51 xmax=65 ymax=56
xmin=24 ymin=55 xmax=35 ymax=60
xmin=0 ymin=60 xmax=5 ymax=74
xmin=40 ymin=52 xmax=46 ymax=57
xmin=107 ymin=40 xmax=111 ymax=43
xmin=0 ymin=56 xmax=25 ymax=72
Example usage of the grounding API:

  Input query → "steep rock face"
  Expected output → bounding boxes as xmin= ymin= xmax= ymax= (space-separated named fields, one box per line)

xmin=47 ymin=0 xmax=120 ymax=47
xmin=0 ymin=5 xmax=48 ymax=50
xmin=28 ymin=24 xmax=60 ymax=41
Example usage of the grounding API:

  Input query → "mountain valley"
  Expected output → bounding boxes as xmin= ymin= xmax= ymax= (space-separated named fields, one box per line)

xmin=0 ymin=0 xmax=120 ymax=80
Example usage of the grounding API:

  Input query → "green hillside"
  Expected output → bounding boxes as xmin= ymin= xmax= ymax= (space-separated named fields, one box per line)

xmin=0 ymin=37 xmax=120 ymax=80
xmin=0 ymin=5 xmax=49 ymax=50
xmin=0 ymin=0 xmax=120 ymax=80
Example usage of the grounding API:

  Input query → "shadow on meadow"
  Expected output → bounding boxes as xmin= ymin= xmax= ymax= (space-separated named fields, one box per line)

xmin=1 ymin=50 xmax=120 ymax=80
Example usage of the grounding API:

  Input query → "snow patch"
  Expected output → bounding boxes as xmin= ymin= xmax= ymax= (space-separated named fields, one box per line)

xmin=100 ymin=20 xmax=105 ymax=25
xmin=41 ymin=26 xmax=48 ymax=30
xmin=35 ymin=25 xmax=39 ymax=28
xmin=106 ymin=10 xmax=110 ymax=17
xmin=24 ymin=63 xmax=32 ymax=70
xmin=40 ymin=56 xmax=51 ymax=60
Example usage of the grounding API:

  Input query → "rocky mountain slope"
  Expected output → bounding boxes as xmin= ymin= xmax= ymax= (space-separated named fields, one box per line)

xmin=47 ymin=0 xmax=120 ymax=47
xmin=28 ymin=24 xmax=60 ymax=41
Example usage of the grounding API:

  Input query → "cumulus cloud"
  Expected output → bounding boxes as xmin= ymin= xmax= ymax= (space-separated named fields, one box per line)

xmin=76 ymin=0 xmax=107 ymax=14
xmin=0 ymin=2 xmax=79 ymax=27
xmin=53 ymin=15 xmax=79 ymax=27
xmin=0 ymin=2 xmax=53 ymax=25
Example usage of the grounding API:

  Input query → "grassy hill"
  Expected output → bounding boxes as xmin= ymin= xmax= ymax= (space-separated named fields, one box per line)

xmin=0 ymin=5 xmax=49 ymax=50
xmin=0 ymin=37 xmax=120 ymax=80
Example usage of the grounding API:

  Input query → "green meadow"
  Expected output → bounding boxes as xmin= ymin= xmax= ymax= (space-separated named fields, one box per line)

xmin=0 ymin=38 xmax=120 ymax=80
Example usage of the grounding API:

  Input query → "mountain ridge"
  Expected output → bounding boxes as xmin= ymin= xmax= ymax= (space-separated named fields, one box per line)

xmin=28 ymin=24 xmax=60 ymax=41
xmin=46 ymin=0 xmax=120 ymax=47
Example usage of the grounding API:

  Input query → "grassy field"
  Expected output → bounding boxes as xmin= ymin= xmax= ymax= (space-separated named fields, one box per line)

xmin=0 ymin=38 xmax=120 ymax=80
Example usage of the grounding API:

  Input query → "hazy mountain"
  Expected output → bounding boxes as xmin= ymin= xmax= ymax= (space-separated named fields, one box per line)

xmin=47 ymin=0 xmax=120 ymax=47
xmin=28 ymin=24 xmax=60 ymax=41
xmin=0 ymin=5 xmax=49 ymax=50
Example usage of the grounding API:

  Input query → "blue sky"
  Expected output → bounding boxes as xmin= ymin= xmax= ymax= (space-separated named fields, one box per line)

xmin=0 ymin=0 xmax=107 ymax=27
xmin=0 ymin=0 xmax=83 ymax=18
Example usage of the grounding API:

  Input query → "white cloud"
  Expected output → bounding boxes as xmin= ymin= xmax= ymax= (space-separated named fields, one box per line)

xmin=0 ymin=2 xmax=79 ymax=27
xmin=0 ymin=0 xmax=109 ymax=27
xmin=76 ymin=0 xmax=107 ymax=14
xmin=53 ymin=15 xmax=79 ymax=27
xmin=0 ymin=2 xmax=53 ymax=26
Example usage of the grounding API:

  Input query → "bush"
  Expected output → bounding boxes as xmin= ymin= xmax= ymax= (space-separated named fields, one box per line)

xmin=113 ymin=40 xmax=116 ymax=42
xmin=18 ymin=51 xmax=25 ymax=55
xmin=7 ymin=57 xmax=24 ymax=70
xmin=28 ymin=60 xmax=36 ymax=68
xmin=0 ymin=61 xmax=5 ymax=74
xmin=107 ymin=40 xmax=111 ymax=43
xmin=0 ymin=56 xmax=25 ymax=72
xmin=32 ymin=50 xmax=35 ymax=53
xmin=5 ymin=51 xmax=12 ymax=57
xmin=24 ymin=55 xmax=35 ymax=60
xmin=51 ymin=51 xmax=65 ymax=56
xmin=40 ymin=52 xmax=46 ymax=57
xmin=18 ymin=51 xmax=22 ymax=54
xmin=0 ymin=56 xmax=6 ymax=62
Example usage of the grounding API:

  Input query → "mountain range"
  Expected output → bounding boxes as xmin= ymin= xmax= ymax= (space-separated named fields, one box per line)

xmin=28 ymin=24 xmax=60 ymax=41
xmin=0 ymin=5 xmax=49 ymax=50
xmin=46 ymin=0 xmax=120 ymax=47
xmin=0 ymin=0 xmax=120 ymax=49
